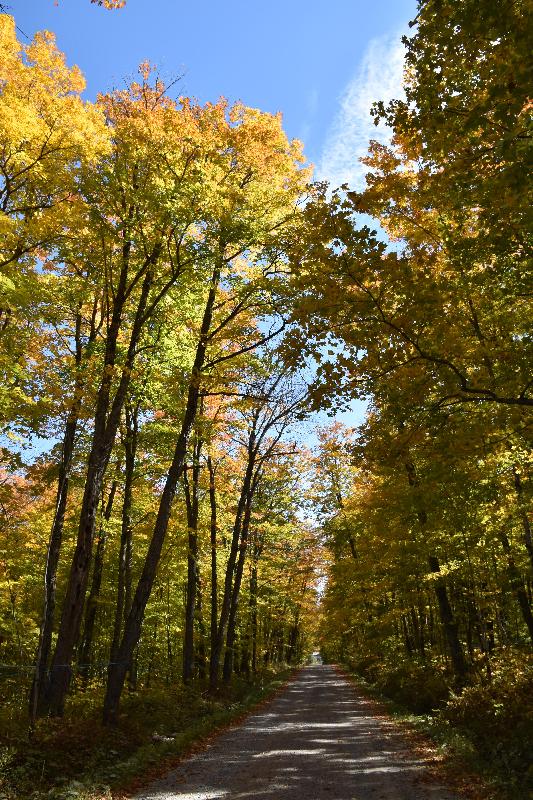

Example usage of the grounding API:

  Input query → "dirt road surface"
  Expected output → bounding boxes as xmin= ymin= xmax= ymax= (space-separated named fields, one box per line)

xmin=134 ymin=665 xmax=460 ymax=799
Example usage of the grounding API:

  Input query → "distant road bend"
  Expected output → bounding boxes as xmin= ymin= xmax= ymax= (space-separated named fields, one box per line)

xmin=135 ymin=665 xmax=460 ymax=800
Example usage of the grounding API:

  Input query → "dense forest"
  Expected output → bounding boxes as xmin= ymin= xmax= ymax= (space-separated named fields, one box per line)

xmin=0 ymin=1 xmax=531 ymax=798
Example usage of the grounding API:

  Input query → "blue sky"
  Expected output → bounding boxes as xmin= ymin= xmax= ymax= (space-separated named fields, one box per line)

xmin=14 ymin=0 xmax=415 ymax=186
xmin=11 ymin=0 xmax=415 ymax=435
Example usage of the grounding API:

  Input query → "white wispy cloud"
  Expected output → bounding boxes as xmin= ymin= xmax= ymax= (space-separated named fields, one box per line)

xmin=318 ymin=31 xmax=406 ymax=191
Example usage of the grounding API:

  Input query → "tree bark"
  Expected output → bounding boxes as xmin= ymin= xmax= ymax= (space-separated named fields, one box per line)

xmin=182 ymin=435 xmax=202 ymax=683
xmin=250 ymin=564 xmax=259 ymax=674
xmin=103 ymin=262 xmax=220 ymax=724
xmin=207 ymin=456 xmax=218 ymax=664
xmin=223 ymin=487 xmax=255 ymax=682
xmin=209 ymin=451 xmax=255 ymax=691
xmin=44 ymin=259 xmax=155 ymax=716
xmin=30 ymin=304 xmax=87 ymax=721
xmin=78 ymin=476 xmax=118 ymax=681
xmin=427 ymin=554 xmax=468 ymax=680
xmin=195 ymin=568 xmax=207 ymax=681
xmin=513 ymin=468 xmax=533 ymax=572
xmin=498 ymin=529 xmax=533 ymax=644
xmin=405 ymin=459 xmax=468 ymax=684
xmin=110 ymin=403 xmax=138 ymax=663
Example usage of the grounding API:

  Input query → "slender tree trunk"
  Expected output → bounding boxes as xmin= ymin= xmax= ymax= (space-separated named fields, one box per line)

xmin=44 ymin=262 xmax=155 ymax=716
xmin=210 ymin=453 xmax=255 ymax=691
xmin=30 ymin=305 xmax=87 ymax=721
xmin=207 ymin=457 xmax=218 ymax=663
xmin=513 ymin=468 xmax=533 ymax=572
xmin=250 ymin=563 xmax=259 ymax=674
xmin=223 ymin=489 xmax=254 ymax=682
xmin=78 ymin=477 xmax=118 ymax=682
xmin=165 ymin=577 xmax=173 ymax=684
xmin=240 ymin=548 xmax=260 ymax=678
xmin=427 ymin=555 xmax=468 ymax=680
xmin=30 ymin=414 xmax=79 ymax=719
xmin=103 ymin=263 xmax=220 ymax=724
xmin=411 ymin=604 xmax=425 ymax=658
xmin=110 ymin=403 xmax=138 ymax=663
xmin=146 ymin=617 xmax=159 ymax=689
xmin=402 ymin=614 xmax=414 ymax=655
xmin=195 ymin=569 xmax=207 ymax=681
xmin=183 ymin=436 xmax=202 ymax=683
xmin=404 ymin=459 xmax=468 ymax=684
xmin=498 ymin=529 xmax=533 ymax=644
xmin=287 ymin=620 xmax=300 ymax=664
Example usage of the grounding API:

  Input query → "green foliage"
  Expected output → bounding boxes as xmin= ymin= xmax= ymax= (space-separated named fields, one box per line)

xmin=0 ymin=1 xmax=530 ymax=795
xmin=313 ymin=1 xmax=532 ymax=793
xmin=0 ymin=667 xmax=293 ymax=800
xmin=443 ymin=652 xmax=533 ymax=793
xmin=344 ymin=651 xmax=533 ymax=799
xmin=375 ymin=661 xmax=450 ymax=714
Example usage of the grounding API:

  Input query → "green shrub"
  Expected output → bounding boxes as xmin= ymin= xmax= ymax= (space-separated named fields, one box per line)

xmin=348 ymin=654 xmax=382 ymax=684
xmin=374 ymin=661 xmax=450 ymax=713
xmin=442 ymin=652 xmax=533 ymax=791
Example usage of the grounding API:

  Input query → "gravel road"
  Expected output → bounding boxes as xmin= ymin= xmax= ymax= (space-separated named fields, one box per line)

xmin=134 ymin=665 xmax=460 ymax=799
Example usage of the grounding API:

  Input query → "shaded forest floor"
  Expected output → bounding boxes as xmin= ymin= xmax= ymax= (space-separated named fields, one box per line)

xmin=0 ymin=668 xmax=293 ymax=800
xmin=339 ymin=664 xmax=533 ymax=800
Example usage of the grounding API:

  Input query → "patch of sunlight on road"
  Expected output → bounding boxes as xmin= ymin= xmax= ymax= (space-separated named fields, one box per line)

xmin=251 ymin=720 xmax=357 ymax=732
xmin=253 ymin=748 xmax=326 ymax=758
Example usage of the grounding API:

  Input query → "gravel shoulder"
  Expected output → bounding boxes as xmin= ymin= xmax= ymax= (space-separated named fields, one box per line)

xmin=133 ymin=664 xmax=460 ymax=800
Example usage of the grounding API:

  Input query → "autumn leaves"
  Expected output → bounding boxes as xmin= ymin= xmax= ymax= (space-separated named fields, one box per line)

xmin=1 ymin=14 xmax=318 ymax=723
xmin=0 ymin=0 xmax=530 ymax=737
xmin=309 ymin=0 xmax=532 ymax=690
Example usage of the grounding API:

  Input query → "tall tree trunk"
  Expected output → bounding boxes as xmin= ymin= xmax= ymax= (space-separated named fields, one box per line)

xmin=103 ymin=263 xmax=220 ymax=725
xmin=250 ymin=563 xmax=259 ymax=674
xmin=498 ymin=529 xmax=533 ymax=644
xmin=513 ymin=468 xmax=533 ymax=572
xmin=195 ymin=568 xmax=207 ymax=681
xmin=78 ymin=476 xmax=118 ymax=682
xmin=427 ymin=555 xmax=468 ymax=680
xmin=165 ymin=577 xmax=174 ymax=684
xmin=405 ymin=459 xmax=468 ymax=684
xmin=207 ymin=457 xmax=218 ymax=664
xmin=411 ymin=604 xmax=425 ymax=658
xmin=210 ymin=452 xmax=255 ymax=691
xmin=183 ymin=435 xmax=202 ymax=683
xmin=240 ymin=546 xmax=261 ymax=678
xmin=287 ymin=616 xmax=300 ymax=664
xmin=44 ymin=261 xmax=155 ymax=717
xmin=110 ymin=403 xmax=138 ymax=663
xmin=223 ymin=488 xmax=254 ymax=682
xmin=30 ymin=304 xmax=87 ymax=721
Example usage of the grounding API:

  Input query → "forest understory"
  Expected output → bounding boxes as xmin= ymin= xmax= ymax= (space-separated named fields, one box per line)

xmin=0 ymin=668 xmax=294 ymax=800
xmin=340 ymin=660 xmax=532 ymax=800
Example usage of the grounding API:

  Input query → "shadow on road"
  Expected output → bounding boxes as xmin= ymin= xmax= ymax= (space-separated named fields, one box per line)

xmin=136 ymin=665 xmax=458 ymax=800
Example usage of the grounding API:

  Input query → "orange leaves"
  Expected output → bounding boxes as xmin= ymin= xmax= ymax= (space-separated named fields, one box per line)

xmin=90 ymin=0 xmax=126 ymax=8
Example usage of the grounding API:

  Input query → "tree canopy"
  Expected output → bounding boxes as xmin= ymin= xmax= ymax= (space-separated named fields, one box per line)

xmin=0 ymin=3 xmax=531 ymax=796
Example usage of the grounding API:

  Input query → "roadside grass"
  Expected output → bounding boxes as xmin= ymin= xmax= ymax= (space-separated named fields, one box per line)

xmin=340 ymin=667 xmax=532 ymax=800
xmin=0 ymin=667 xmax=294 ymax=800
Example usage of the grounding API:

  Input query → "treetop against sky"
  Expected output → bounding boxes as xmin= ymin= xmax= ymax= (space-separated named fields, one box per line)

xmin=12 ymin=0 xmax=416 ymax=435
xmin=14 ymin=0 xmax=415 ymax=191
